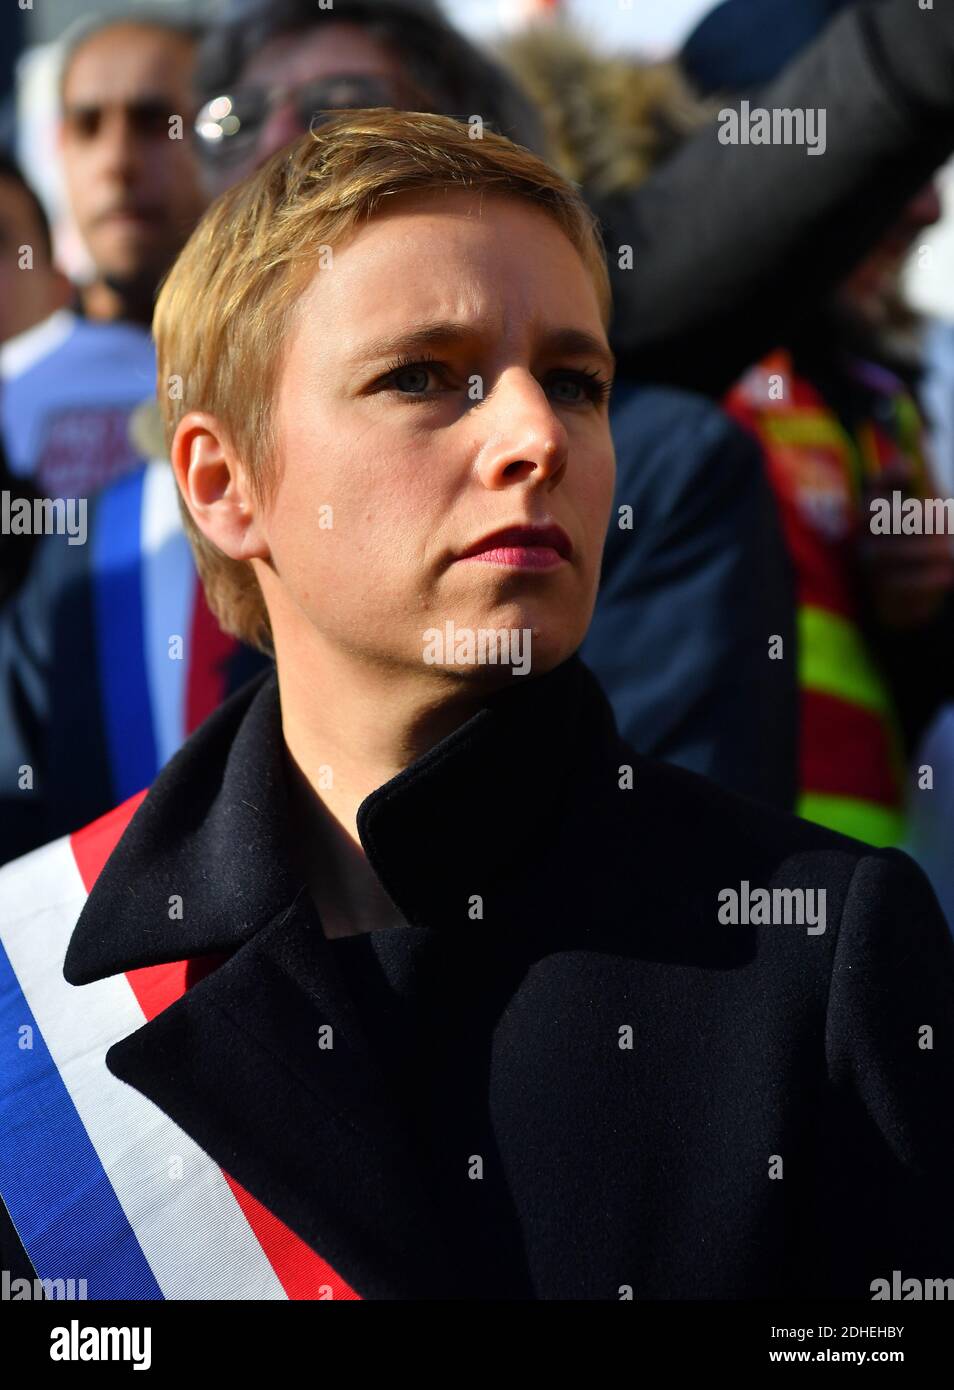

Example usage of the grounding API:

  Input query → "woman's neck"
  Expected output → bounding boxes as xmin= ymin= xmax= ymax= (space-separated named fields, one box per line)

xmin=276 ymin=641 xmax=490 ymax=937
xmin=285 ymin=767 xmax=409 ymax=938
xmin=278 ymin=645 xmax=488 ymax=844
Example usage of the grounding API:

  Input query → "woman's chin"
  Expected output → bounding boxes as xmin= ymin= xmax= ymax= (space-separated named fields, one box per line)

xmin=415 ymin=628 xmax=579 ymax=684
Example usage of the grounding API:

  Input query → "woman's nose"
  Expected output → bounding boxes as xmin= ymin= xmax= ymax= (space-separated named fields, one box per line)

xmin=473 ymin=375 xmax=569 ymax=491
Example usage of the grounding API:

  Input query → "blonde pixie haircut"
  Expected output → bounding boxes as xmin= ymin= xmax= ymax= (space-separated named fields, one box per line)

xmin=154 ymin=107 xmax=613 ymax=653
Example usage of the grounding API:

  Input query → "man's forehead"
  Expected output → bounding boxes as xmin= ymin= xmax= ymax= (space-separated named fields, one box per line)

xmin=239 ymin=21 xmax=404 ymax=89
xmin=64 ymin=26 xmax=195 ymax=104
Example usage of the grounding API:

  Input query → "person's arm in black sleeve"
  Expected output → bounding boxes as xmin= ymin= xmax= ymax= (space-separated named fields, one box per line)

xmin=598 ymin=0 xmax=954 ymax=395
xmin=580 ymin=384 xmax=797 ymax=811
xmin=812 ymin=847 xmax=954 ymax=1296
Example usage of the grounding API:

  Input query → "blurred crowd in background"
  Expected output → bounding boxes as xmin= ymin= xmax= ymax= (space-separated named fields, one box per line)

xmin=1 ymin=0 xmax=954 ymax=919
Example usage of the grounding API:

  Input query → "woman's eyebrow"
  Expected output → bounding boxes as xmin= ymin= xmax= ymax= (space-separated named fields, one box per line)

xmin=347 ymin=322 xmax=475 ymax=368
xmin=348 ymin=321 xmax=616 ymax=375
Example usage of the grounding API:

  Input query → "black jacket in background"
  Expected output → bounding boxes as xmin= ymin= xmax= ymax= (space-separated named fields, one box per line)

xmin=582 ymin=382 xmax=796 ymax=810
xmin=4 ymin=654 xmax=953 ymax=1299
xmin=599 ymin=0 xmax=954 ymax=394
xmin=0 ymin=434 xmax=37 ymax=607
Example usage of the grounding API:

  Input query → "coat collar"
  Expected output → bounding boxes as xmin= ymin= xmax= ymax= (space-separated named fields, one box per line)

xmin=59 ymin=653 xmax=626 ymax=1298
xmin=65 ymin=652 xmax=619 ymax=985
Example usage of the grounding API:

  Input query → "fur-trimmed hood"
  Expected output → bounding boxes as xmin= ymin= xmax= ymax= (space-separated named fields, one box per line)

xmin=498 ymin=23 xmax=709 ymax=197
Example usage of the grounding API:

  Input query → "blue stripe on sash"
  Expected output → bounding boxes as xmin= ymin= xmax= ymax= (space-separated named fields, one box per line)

xmin=0 ymin=937 xmax=163 ymax=1298
xmin=92 ymin=471 xmax=158 ymax=801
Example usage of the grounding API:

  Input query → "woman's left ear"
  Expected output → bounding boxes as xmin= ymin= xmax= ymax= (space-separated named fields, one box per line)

xmin=170 ymin=411 xmax=271 ymax=562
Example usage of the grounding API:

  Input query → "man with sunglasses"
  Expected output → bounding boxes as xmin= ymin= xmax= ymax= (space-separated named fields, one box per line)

xmin=191 ymin=0 xmax=549 ymax=196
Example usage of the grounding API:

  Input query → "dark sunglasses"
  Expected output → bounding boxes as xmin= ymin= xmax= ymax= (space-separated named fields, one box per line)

xmin=194 ymin=74 xmax=403 ymax=162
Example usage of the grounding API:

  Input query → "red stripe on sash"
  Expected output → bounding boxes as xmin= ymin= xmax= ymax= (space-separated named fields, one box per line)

xmin=124 ymin=957 xmax=226 ymax=1020
xmin=122 ymin=957 xmax=360 ymax=1300
xmin=69 ymin=791 xmax=362 ymax=1300
xmin=71 ymin=789 xmax=149 ymax=893
xmin=221 ymin=1176 xmax=360 ymax=1301
xmin=186 ymin=582 xmax=236 ymax=735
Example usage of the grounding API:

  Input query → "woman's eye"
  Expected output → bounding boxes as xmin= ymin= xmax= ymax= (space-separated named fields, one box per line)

xmin=389 ymin=363 xmax=436 ymax=394
xmin=548 ymin=370 xmax=611 ymax=406
xmin=372 ymin=358 xmax=445 ymax=398
xmin=375 ymin=360 xmax=609 ymax=405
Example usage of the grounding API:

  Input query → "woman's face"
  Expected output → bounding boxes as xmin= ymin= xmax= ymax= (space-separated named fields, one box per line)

xmin=255 ymin=187 xmax=616 ymax=684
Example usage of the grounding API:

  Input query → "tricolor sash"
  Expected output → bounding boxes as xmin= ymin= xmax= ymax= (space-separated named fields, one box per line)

xmin=92 ymin=462 xmax=237 ymax=803
xmin=0 ymin=793 xmax=359 ymax=1300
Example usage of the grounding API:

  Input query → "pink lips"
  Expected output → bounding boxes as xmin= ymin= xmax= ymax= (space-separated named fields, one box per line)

xmin=457 ymin=524 xmax=573 ymax=571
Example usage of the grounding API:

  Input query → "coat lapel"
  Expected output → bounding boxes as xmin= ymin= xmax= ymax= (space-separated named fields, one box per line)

xmin=103 ymin=889 xmax=464 ymax=1299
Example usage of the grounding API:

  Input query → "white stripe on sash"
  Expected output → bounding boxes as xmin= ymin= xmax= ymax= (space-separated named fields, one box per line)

xmin=141 ymin=459 xmax=194 ymax=769
xmin=0 ymin=840 xmax=288 ymax=1299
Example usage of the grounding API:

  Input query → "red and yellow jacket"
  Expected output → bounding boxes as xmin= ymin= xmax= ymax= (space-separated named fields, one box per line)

xmin=726 ymin=348 xmax=929 ymax=846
